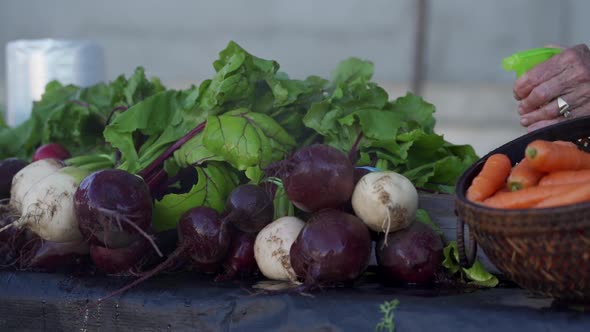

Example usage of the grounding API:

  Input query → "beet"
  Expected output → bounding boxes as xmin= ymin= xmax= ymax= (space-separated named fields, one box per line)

xmin=224 ymin=184 xmax=274 ymax=233
xmin=281 ymin=144 xmax=355 ymax=212
xmin=32 ymin=143 xmax=71 ymax=162
xmin=0 ymin=158 xmax=28 ymax=199
xmin=216 ymin=231 xmax=258 ymax=281
xmin=90 ymin=237 xmax=152 ymax=274
xmin=75 ymin=169 xmax=154 ymax=249
xmin=97 ymin=206 xmax=232 ymax=303
xmin=376 ymin=222 xmax=444 ymax=285
xmin=178 ymin=207 xmax=232 ymax=264
xmin=26 ymin=240 xmax=89 ymax=272
xmin=290 ymin=209 xmax=372 ymax=287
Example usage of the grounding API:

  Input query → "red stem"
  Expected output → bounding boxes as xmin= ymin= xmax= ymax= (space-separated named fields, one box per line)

xmin=139 ymin=121 xmax=207 ymax=179
xmin=97 ymin=245 xmax=186 ymax=304
xmin=348 ymin=132 xmax=364 ymax=164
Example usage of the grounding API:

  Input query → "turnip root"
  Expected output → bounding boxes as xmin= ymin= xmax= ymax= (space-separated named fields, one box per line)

xmin=1 ymin=165 xmax=88 ymax=243
xmin=254 ymin=216 xmax=305 ymax=282
xmin=351 ymin=171 xmax=418 ymax=235
xmin=10 ymin=159 xmax=64 ymax=211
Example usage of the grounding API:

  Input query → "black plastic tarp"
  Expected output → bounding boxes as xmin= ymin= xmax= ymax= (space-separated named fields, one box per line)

xmin=1 ymin=271 xmax=589 ymax=332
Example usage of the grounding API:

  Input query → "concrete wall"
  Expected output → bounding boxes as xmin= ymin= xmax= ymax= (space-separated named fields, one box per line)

xmin=1 ymin=0 xmax=588 ymax=155
xmin=1 ymin=0 xmax=588 ymax=85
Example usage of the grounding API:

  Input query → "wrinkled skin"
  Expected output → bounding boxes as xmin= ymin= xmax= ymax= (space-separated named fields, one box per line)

xmin=178 ymin=207 xmax=231 ymax=264
xmin=514 ymin=44 xmax=590 ymax=131
xmin=75 ymin=169 xmax=153 ymax=248
xmin=290 ymin=209 xmax=372 ymax=286
xmin=282 ymin=144 xmax=355 ymax=212
xmin=224 ymin=184 xmax=274 ymax=233
xmin=376 ymin=222 xmax=443 ymax=285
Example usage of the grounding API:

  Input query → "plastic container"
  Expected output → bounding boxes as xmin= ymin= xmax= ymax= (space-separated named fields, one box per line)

xmin=5 ymin=39 xmax=105 ymax=127
xmin=502 ymin=47 xmax=562 ymax=78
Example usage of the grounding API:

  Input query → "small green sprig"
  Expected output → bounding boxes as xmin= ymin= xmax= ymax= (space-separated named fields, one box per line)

xmin=375 ymin=299 xmax=400 ymax=332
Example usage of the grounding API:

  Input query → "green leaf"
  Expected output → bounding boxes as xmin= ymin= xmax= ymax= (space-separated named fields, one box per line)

xmin=245 ymin=166 xmax=265 ymax=184
xmin=270 ymin=180 xmax=295 ymax=219
xmin=442 ymin=241 xmax=499 ymax=287
xmin=202 ymin=109 xmax=296 ymax=170
xmin=338 ymin=110 xmax=404 ymax=141
xmin=171 ymin=133 xmax=223 ymax=169
xmin=152 ymin=162 xmax=238 ymax=231
xmin=124 ymin=67 xmax=166 ymax=106
xmin=465 ymin=261 xmax=500 ymax=287
xmin=389 ymin=93 xmax=436 ymax=133
xmin=331 ymin=57 xmax=374 ymax=84
xmin=442 ymin=241 xmax=461 ymax=275
xmin=104 ymin=89 xmax=200 ymax=173
xmin=0 ymin=67 xmax=166 ymax=161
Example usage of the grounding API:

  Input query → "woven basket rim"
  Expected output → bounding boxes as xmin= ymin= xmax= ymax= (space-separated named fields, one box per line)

xmin=455 ymin=115 xmax=590 ymax=220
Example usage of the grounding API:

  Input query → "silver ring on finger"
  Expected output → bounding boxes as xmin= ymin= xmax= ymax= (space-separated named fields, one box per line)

xmin=557 ymin=97 xmax=571 ymax=118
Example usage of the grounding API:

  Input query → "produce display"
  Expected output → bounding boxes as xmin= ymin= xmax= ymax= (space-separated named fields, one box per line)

xmin=468 ymin=139 xmax=590 ymax=208
xmin=0 ymin=41 xmax=489 ymax=299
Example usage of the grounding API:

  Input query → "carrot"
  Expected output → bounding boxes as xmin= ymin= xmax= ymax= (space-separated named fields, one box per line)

xmin=506 ymin=158 xmax=544 ymax=191
xmin=553 ymin=140 xmax=578 ymax=148
xmin=525 ymin=139 xmax=590 ymax=172
xmin=539 ymin=169 xmax=590 ymax=186
xmin=482 ymin=182 xmax=584 ymax=209
xmin=466 ymin=153 xmax=512 ymax=202
xmin=534 ymin=182 xmax=590 ymax=208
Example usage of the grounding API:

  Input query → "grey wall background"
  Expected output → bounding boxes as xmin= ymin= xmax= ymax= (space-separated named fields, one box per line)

xmin=1 ymin=0 xmax=588 ymax=86
xmin=1 ymin=0 xmax=588 ymax=155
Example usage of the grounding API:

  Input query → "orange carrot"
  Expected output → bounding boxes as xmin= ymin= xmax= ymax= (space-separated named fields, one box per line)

xmin=539 ymin=169 xmax=590 ymax=186
xmin=553 ymin=140 xmax=578 ymax=148
xmin=482 ymin=182 xmax=584 ymax=209
xmin=534 ymin=182 xmax=590 ymax=208
xmin=506 ymin=158 xmax=544 ymax=191
xmin=525 ymin=139 xmax=590 ymax=172
xmin=466 ymin=153 xmax=512 ymax=202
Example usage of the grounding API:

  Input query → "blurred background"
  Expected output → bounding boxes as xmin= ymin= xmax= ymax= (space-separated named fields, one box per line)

xmin=1 ymin=0 xmax=587 ymax=155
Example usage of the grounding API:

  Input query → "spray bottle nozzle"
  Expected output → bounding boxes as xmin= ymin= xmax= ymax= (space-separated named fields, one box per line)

xmin=502 ymin=47 xmax=562 ymax=78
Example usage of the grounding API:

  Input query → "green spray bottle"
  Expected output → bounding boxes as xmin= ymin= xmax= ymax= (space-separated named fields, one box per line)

xmin=502 ymin=47 xmax=562 ymax=78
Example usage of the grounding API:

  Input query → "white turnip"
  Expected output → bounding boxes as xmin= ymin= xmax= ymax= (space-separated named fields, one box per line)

xmin=10 ymin=159 xmax=64 ymax=211
xmin=351 ymin=171 xmax=418 ymax=235
xmin=1 ymin=164 xmax=88 ymax=243
xmin=254 ymin=216 xmax=305 ymax=282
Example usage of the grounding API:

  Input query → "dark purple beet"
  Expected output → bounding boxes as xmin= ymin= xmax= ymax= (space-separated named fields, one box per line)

xmin=0 ymin=158 xmax=28 ymax=199
xmin=26 ymin=240 xmax=89 ymax=272
xmin=282 ymin=144 xmax=354 ymax=212
xmin=90 ymin=237 xmax=151 ymax=274
xmin=97 ymin=206 xmax=232 ymax=303
xmin=224 ymin=184 xmax=274 ymax=233
xmin=216 ymin=231 xmax=258 ymax=281
xmin=75 ymin=169 xmax=153 ymax=249
xmin=179 ymin=206 xmax=232 ymax=264
xmin=376 ymin=222 xmax=444 ymax=285
xmin=290 ymin=209 xmax=371 ymax=286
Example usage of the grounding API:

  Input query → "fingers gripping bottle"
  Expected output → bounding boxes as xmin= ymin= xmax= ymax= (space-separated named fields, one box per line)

xmin=502 ymin=47 xmax=562 ymax=78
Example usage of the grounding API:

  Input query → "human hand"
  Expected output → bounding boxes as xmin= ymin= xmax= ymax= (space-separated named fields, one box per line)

xmin=513 ymin=44 xmax=590 ymax=132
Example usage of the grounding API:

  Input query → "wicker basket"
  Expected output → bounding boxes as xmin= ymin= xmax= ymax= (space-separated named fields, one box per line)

xmin=455 ymin=115 xmax=590 ymax=302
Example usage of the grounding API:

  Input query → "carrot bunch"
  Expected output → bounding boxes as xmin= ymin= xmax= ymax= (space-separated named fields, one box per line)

xmin=466 ymin=139 xmax=590 ymax=209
